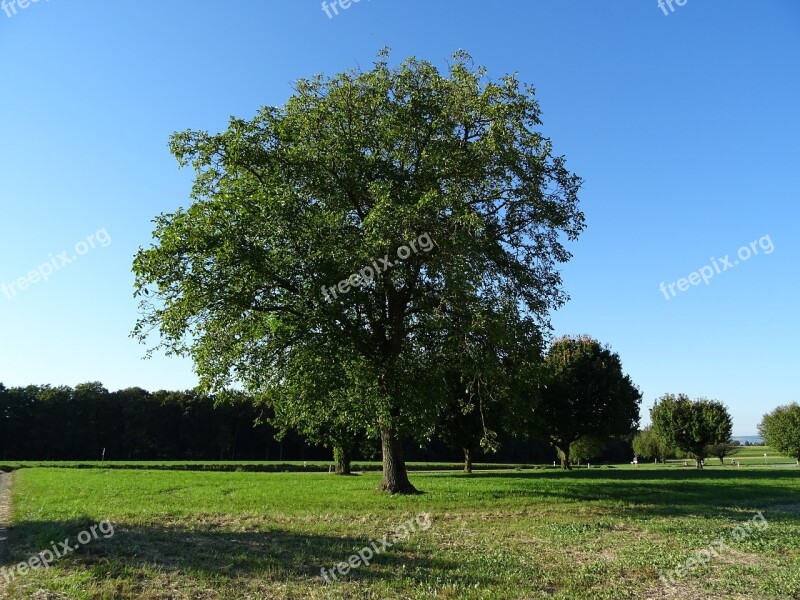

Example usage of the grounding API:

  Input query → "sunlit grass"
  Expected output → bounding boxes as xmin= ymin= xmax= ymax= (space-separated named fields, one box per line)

xmin=2 ymin=462 xmax=799 ymax=599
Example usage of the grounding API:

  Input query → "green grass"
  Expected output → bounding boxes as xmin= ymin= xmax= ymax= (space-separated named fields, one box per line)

xmin=1 ymin=445 xmax=794 ymax=473
xmin=0 ymin=460 xmax=540 ymax=473
xmin=717 ymin=445 xmax=798 ymax=466
xmin=2 ymin=458 xmax=800 ymax=599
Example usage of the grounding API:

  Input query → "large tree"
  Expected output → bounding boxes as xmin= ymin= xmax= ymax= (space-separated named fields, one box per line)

xmin=132 ymin=50 xmax=584 ymax=493
xmin=650 ymin=394 xmax=732 ymax=469
xmin=535 ymin=335 xmax=641 ymax=469
xmin=758 ymin=403 xmax=800 ymax=464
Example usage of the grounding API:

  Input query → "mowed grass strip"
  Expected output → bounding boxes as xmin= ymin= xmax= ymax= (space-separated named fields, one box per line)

xmin=3 ymin=467 xmax=800 ymax=599
xmin=0 ymin=461 xmax=542 ymax=475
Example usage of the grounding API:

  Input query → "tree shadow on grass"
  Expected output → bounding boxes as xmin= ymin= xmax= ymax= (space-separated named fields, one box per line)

xmin=458 ymin=468 xmax=800 ymax=520
xmin=3 ymin=517 xmax=468 ymax=589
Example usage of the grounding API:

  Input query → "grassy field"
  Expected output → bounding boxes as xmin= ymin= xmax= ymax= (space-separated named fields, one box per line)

xmin=1 ymin=444 xmax=794 ymax=473
xmin=1 ymin=449 xmax=799 ymax=599
xmin=0 ymin=461 xmax=540 ymax=474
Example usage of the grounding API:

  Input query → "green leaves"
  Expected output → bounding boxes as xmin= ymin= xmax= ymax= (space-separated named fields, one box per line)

xmin=632 ymin=426 xmax=677 ymax=462
xmin=536 ymin=336 xmax=642 ymax=451
xmin=651 ymin=394 xmax=733 ymax=463
xmin=759 ymin=403 xmax=800 ymax=462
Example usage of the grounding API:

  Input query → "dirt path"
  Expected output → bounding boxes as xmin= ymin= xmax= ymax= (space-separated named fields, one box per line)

xmin=0 ymin=470 xmax=11 ymax=596
xmin=0 ymin=471 xmax=9 ymax=555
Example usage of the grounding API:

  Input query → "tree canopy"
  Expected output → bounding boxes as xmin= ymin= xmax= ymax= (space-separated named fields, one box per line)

xmin=632 ymin=426 xmax=676 ymax=463
xmin=433 ymin=304 xmax=543 ymax=473
xmin=758 ymin=403 xmax=800 ymax=463
xmin=132 ymin=50 xmax=584 ymax=493
xmin=706 ymin=441 xmax=741 ymax=465
xmin=534 ymin=335 xmax=641 ymax=469
xmin=650 ymin=394 xmax=732 ymax=469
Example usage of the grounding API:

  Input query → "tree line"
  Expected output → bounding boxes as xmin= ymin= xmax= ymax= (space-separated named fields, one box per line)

xmin=5 ymin=378 xmax=794 ymax=472
xmin=0 ymin=382 xmax=301 ymax=462
xmin=633 ymin=395 xmax=800 ymax=469
xmin=0 ymin=347 xmax=638 ymax=467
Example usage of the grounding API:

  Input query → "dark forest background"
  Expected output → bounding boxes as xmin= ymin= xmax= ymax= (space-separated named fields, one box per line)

xmin=0 ymin=382 xmax=633 ymax=464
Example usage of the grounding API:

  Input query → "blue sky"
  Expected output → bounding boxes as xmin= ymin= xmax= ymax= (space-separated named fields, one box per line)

xmin=1 ymin=0 xmax=798 ymax=435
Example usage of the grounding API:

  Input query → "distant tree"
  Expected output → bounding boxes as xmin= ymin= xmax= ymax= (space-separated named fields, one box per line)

xmin=71 ymin=382 xmax=112 ymax=459
xmin=434 ymin=305 xmax=543 ymax=473
xmin=265 ymin=342 xmax=376 ymax=476
xmin=34 ymin=385 xmax=74 ymax=460
xmin=632 ymin=426 xmax=675 ymax=463
xmin=566 ymin=435 xmax=608 ymax=465
xmin=706 ymin=441 xmax=741 ymax=465
xmin=176 ymin=389 xmax=220 ymax=460
xmin=758 ymin=403 xmax=800 ymax=464
xmin=116 ymin=387 xmax=159 ymax=459
xmin=650 ymin=394 xmax=732 ymax=469
xmin=534 ymin=335 xmax=641 ymax=469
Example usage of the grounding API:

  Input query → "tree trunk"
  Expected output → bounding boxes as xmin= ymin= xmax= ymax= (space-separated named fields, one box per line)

xmin=377 ymin=423 xmax=417 ymax=494
xmin=333 ymin=445 xmax=352 ymax=475
xmin=560 ymin=446 xmax=571 ymax=470
xmin=463 ymin=447 xmax=473 ymax=474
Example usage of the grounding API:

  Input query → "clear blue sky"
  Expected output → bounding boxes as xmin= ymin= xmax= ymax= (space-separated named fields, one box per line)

xmin=1 ymin=0 xmax=798 ymax=435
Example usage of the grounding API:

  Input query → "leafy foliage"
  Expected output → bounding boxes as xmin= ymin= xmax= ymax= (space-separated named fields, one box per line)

xmin=434 ymin=304 xmax=543 ymax=471
xmin=566 ymin=435 xmax=608 ymax=465
xmin=632 ymin=426 xmax=676 ymax=463
xmin=650 ymin=394 xmax=732 ymax=468
xmin=132 ymin=50 xmax=584 ymax=492
xmin=534 ymin=335 xmax=641 ymax=469
xmin=759 ymin=403 xmax=800 ymax=462
xmin=706 ymin=441 xmax=741 ymax=465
